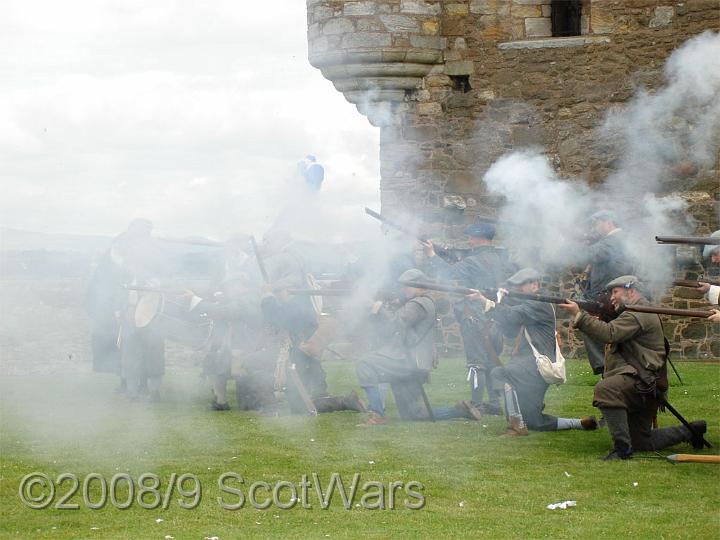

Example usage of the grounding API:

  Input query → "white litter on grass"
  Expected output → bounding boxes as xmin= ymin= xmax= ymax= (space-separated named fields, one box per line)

xmin=368 ymin=460 xmax=375 ymax=465
xmin=482 ymin=424 xmax=488 ymax=428
xmin=156 ymin=519 xmax=164 ymax=523
xmin=458 ymin=501 xmax=465 ymax=507
xmin=633 ymin=482 xmax=639 ymax=487
xmin=564 ymin=471 xmax=572 ymax=477
xmin=90 ymin=527 xmax=99 ymax=530
xmin=204 ymin=537 xmax=219 ymax=540
xmin=310 ymin=438 xmax=315 ymax=442
xmin=547 ymin=500 xmax=577 ymax=510
xmin=164 ymin=536 xmax=174 ymax=539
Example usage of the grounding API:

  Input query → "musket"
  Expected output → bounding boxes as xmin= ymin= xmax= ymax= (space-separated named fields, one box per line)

xmin=364 ymin=207 xmax=461 ymax=263
xmin=656 ymin=236 xmax=720 ymax=245
xmin=124 ymin=285 xmax=186 ymax=295
xmin=154 ymin=235 xmax=225 ymax=247
xmin=624 ymin=305 xmax=714 ymax=318
xmin=498 ymin=291 xmax=614 ymax=318
xmin=673 ymin=278 xmax=720 ymax=288
xmin=250 ymin=235 xmax=270 ymax=284
xmin=288 ymin=289 xmax=356 ymax=296
xmin=398 ymin=280 xmax=478 ymax=296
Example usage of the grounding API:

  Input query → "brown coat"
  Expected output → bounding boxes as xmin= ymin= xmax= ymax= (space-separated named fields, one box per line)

xmin=574 ymin=299 xmax=666 ymax=378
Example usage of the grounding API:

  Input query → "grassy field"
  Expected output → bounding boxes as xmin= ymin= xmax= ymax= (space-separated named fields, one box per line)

xmin=1 ymin=358 xmax=718 ymax=539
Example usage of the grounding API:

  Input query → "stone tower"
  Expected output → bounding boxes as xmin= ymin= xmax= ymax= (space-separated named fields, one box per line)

xmin=306 ymin=0 xmax=719 ymax=358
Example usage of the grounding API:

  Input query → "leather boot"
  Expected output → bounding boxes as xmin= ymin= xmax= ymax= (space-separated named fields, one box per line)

xmin=502 ymin=415 xmax=528 ymax=437
xmin=342 ymin=390 xmax=367 ymax=413
xmin=648 ymin=420 xmax=707 ymax=451
xmin=455 ymin=400 xmax=483 ymax=421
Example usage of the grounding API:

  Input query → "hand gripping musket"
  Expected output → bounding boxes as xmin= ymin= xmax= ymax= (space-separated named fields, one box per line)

xmin=364 ymin=207 xmax=460 ymax=263
xmin=656 ymin=235 xmax=720 ymax=245
xmin=672 ymin=278 xmax=720 ymax=288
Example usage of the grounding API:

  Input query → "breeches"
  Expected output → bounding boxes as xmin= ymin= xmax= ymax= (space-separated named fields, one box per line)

xmin=492 ymin=363 xmax=557 ymax=431
xmin=594 ymin=374 xmax=658 ymax=450
xmin=356 ymin=353 xmax=416 ymax=387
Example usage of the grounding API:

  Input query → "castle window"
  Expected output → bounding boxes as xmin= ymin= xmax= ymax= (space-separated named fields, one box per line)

xmin=551 ymin=0 xmax=582 ymax=37
xmin=449 ymin=75 xmax=472 ymax=93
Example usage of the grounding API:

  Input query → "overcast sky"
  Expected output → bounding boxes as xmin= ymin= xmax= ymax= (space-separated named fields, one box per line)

xmin=0 ymin=0 xmax=380 ymax=240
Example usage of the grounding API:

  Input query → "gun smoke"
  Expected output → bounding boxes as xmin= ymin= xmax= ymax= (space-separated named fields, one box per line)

xmin=482 ymin=31 xmax=720 ymax=290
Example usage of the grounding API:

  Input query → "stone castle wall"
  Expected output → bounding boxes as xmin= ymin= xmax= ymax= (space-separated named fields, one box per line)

xmin=306 ymin=0 xmax=720 ymax=359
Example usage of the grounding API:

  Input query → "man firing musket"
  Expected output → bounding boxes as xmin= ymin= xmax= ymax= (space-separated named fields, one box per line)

xmin=557 ymin=275 xmax=708 ymax=460
xmin=420 ymin=222 xmax=509 ymax=415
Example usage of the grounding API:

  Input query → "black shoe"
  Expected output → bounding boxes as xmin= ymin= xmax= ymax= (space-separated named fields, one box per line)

xmin=479 ymin=402 xmax=503 ymax=416
xmin=688 ymin=420 xmax=707 ymax=450
xmin=211 ymin=401 xmax=230 ymax=411
xmin=592 ymin=366 xmax=604 ymax=376
xmin=581 ymin=415 xmax=598 ymax=431
xmin=602 ymin=449 xmax=633 ymax=461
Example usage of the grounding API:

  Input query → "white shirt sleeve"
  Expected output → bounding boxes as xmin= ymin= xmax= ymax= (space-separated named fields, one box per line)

xmin=708 ymin=285 xmax=720 ymax=305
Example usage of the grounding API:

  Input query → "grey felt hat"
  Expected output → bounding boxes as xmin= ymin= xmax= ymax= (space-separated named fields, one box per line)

xmin=605 ymin=275 xmax=641 ymax=290
xmin=398 ymin=268 xmax=428 ymax=282
xmin=590 ymin=209 xmax=618 ymax=223
xmin=506 ymin=267 xmax=541 ymax=286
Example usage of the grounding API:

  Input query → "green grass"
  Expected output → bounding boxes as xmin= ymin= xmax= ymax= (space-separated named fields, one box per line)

xmin=1 ymin=358 xmax=718 ymax=539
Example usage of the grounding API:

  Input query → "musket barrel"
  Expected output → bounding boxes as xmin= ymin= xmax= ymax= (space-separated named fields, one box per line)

xmin=124 ymin=285 xmax=186 ymax=295
xmin=154 ymin=236 xmax=225 ymax=247
xmin=624 ymin=305 xmax=712 ymax=318
xmin=673 ymin=278 xmax=720 ymax=288
xmin=287 ymin=289 xmax=355 ymax=296
xmin=398 ymin=280 xmax=477 ymax=296
xmin=655 ymin=235 xmax=720 ymax=245
xmin=503 ymin=291 xmax=605 ymax=313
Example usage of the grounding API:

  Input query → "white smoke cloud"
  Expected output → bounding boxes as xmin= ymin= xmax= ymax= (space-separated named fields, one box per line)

xmin=481 ymin=31 xmax=720 ymax=289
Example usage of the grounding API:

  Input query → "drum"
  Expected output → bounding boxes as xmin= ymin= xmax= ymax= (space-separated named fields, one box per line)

xmin=134 ymin=293 xmax=214 ymax=350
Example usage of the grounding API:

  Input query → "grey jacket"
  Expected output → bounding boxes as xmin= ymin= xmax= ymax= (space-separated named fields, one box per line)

xmin=586 ymin=230 xmax=633 ymax=299
xmin=492 ymin=300 xmax=556 ymax=371
xmin=574 ymin=299 xmax=666 ymax=378
xmin=375 ymin=295 xmax=436 ymax=370
xmin=427 ymin=246 xmax=505 ymax=319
